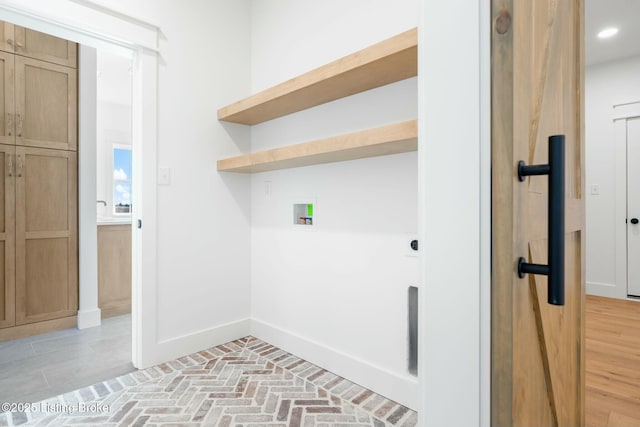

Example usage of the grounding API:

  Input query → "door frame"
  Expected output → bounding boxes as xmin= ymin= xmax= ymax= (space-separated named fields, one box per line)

xmin=613 ymin=101 xmax=640 ymax=297
xmin=419 ymin=1 xmax=491 ymax=426
xmin=0 ymin=0 xmax=159 ymax=368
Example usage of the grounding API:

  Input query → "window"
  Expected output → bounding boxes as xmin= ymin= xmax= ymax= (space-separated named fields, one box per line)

xmin=113 ymin=146 xmax=132 ymax=215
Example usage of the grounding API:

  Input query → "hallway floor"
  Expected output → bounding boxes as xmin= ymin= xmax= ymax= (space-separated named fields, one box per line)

xmin=0 ymin=337 xmax=416 ymax=427
xmin=0 ymin=315 xmax=134 ymax=405
xmin=586 ymin=295 xmax=640 ymax=426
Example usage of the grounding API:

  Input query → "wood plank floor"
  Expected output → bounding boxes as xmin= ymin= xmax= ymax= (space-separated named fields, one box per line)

xmin=586 ymin=295 xmax=640 ymax=427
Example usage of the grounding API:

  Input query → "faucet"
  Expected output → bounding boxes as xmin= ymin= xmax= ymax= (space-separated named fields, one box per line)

xmin=97 ymin=200 xmax=107 ymax=206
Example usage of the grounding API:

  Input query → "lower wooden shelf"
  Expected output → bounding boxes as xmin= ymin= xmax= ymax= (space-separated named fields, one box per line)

xmin=217 ymin=120 xmax=417 ymax=173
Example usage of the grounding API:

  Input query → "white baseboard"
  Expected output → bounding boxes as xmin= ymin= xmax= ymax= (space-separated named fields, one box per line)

xmin=586 ymin=281 xmax=626 ymax=300
xmin=251 ymin=318 xmax=418 ymax=410
xmin=138 ymin=318 xmax=251 ymax=369
xmin=77 ymin=308 xmax=102 ymax=329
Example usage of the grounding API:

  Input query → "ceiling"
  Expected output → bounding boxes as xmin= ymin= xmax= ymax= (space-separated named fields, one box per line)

xmin=585 ymin=0 xmax=640 ymax=66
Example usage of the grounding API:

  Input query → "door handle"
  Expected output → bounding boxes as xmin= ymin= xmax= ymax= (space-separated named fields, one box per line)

xmin=517 ymin=135 xmax=565 ymax=306
xmin=631 ymin=218 xmax=639 ymax=225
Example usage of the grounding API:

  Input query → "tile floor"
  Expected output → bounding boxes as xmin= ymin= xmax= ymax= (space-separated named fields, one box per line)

xmin=0 ymin=315 xmax=134 ymax=404
xmin=0 ymin=336 xmax=417 ymax=426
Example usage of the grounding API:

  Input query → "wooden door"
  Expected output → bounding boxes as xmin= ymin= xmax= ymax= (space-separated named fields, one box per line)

xmin=15 ymin=56 xmax=77 ymax=151
xmin=15 ymin=146 xmax=77 ymax=325
xmin=0 ymin=51 xmax=14 ymax=146
xmin=492 ymin=0 xmax=585 ymax=426
xmin=627 ymin=118 xmax=640 ymax=296
xmin=13 ymin=26 xmax=77 ymax=68
xmin=0 ymin=144 xmax=15 ymax=329
xmin=0 ymin=22 xmax=15 ymax=54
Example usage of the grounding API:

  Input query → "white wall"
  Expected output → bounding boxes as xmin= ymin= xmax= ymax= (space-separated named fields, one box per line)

xmin=586 ymin=55 xmax=640 ymax=298
xmin=96 ymin=51 xmax=132 ymax=218
xmin=249 ymin=0 xmax=419 ymax=409
xmin=65 ymin=0 xmax=253 ymax=350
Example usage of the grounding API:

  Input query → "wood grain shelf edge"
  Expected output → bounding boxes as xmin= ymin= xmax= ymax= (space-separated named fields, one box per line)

xmin=217 ymin=28 xmax=418 ymax=125
xmin=217 ymin=120 xmax=417 ymax=173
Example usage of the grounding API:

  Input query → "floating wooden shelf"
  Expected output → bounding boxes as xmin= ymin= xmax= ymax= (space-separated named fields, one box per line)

xmin=217 ymin=28 xmax=418 ymax=125
xmin=217 ymin=120 xmax=417 ymax=173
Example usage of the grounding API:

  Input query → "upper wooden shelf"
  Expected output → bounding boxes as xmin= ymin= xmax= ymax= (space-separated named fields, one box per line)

xmin=217 ymin=120 xmax=417 ymax=173
xmin=217 ymin=28 xmax=418 ymax=125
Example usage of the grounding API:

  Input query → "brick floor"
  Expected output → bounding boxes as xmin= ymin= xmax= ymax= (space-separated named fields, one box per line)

xmin=0 ymin=337 xmax=417 ymax=426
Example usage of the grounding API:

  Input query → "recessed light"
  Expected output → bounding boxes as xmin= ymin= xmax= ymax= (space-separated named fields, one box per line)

xmin=598 ymin=27 xmax=619 ymax=39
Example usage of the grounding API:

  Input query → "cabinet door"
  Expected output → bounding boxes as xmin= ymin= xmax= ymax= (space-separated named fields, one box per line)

xmin=15 ymin=146 xmax=77 ymax=325
xmin=15 ymin=56 xmax=77 ymax=151
xmin=0 ymin=21 xmax=15 ymax=54
xmin=0 ymin=51 xmax=14 ymax=145
xmin=14 ymin=26 xmax=77 ymax=68
xmin=0 ymin=144 xmax=15 ymax=329
xmin=98 ymin=224 xmax=132 ymax=318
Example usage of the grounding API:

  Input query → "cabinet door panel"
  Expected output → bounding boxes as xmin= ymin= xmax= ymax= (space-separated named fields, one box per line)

xmin=0 ymin=144 xmax=15 ymax=329
xmin=16 ymin=147 xmax=77 ymax=325
xmin=0 ymin=51 xmax=14 ymax=145
xmin=15 ymin=56 xmax=77 ymax=151
xmin=0 ymin=22 xmax=14 ymax=54
xmin=98 ymin=224 xmax=132 ymax=318
xmin=14 ymin=26 xmax=77 ymax=68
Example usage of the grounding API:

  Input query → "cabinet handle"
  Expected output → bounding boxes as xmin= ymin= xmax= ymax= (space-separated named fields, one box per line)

xmin=17 ymin=154 xmax=23 ymax=177
xmin=16 ymin=114 xmax=22 ymax=138
xmin=6 ymin=113 xmax=12 ymax=137
xmin=7 ymin=153 xmax=13 ymax=177
xmin=6 ymin=38 xmax=13 ymax=47
xmin=15 ymin=41 xmax=23 ymax=50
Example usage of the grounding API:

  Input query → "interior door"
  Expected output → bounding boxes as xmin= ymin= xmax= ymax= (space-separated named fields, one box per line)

xmin=491 ymin=0 xmax=585 ymax=426
xmin=627 ymin=117 xmax=640 ymax=296
xmin=15 ymin=146 xmax=77 ymax=325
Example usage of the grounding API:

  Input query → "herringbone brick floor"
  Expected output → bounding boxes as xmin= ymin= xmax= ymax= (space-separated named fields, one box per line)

xmin=0 ymin=337 xmax=417 ymax=426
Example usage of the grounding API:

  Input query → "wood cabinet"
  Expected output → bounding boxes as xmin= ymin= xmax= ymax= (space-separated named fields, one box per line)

xmin=0 ymin=23 xmax=77 ymax=68
xmin=16 ymin=147 xmax=77 ymax=325
xmin=0 ymin=21 xmax=78 ymax=339
xmin=0 ymin=144 xmax=15 ymax=329
xmin=98 ymin=224 xmax=131 ymax=319
xmin=15 ymin=56 xmax=77 ymax=151
xmin=0 ymin=22 xmax=77 ymax=152
xmin=0 ymin=51 xmax=14 ymax=146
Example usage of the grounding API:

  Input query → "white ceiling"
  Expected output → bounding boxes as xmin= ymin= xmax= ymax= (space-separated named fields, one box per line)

xmin=586 ymin=0 xmax=640 ymax=66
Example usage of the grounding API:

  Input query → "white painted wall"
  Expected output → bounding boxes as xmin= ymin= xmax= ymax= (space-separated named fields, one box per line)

xmin=586 ymin=55 xmax=640 ymax=298
xmin=249 ymin=0 xmax=420 ymax=409
xmin=96 ymin=50 xmax=132 ymax=219
xmin=102 ymin=0 xmax=253 ymax=345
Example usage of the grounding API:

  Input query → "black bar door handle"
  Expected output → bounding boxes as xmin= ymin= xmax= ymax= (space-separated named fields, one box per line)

xmin=517 ymin=135 xmax=565 ymax=306
xmin=631 ymin=218 xmax=639 ymax=225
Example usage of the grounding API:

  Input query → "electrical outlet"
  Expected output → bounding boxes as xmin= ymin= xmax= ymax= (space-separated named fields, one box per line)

xmin=405 ymin=233 xmax=418 ymax=257
xmin=158 ymin=167 xmax=171 ymax=185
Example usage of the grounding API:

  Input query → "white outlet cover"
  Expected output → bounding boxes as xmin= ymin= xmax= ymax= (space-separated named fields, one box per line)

xmin=158 ymin=167 xmax=171 ymax=185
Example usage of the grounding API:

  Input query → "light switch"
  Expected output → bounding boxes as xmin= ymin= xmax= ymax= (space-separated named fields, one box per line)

xmin=590 ymin=184 xmax=600 ymax=195
xmin=158 ymin=167 xmax=171 ymax=185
